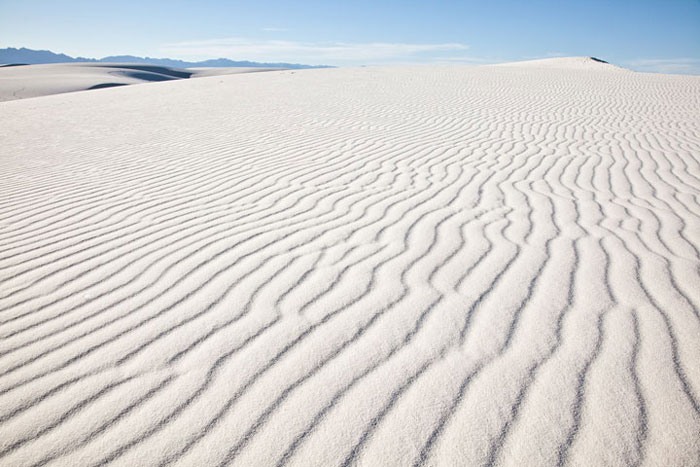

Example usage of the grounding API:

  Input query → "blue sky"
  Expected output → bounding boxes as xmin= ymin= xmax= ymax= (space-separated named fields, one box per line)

xmin=1 ymin=0 xmax=699 ymax=73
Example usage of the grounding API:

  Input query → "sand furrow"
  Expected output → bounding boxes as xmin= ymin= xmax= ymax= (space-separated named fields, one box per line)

xmin=1 ymin=63 xmax=699 ymax=466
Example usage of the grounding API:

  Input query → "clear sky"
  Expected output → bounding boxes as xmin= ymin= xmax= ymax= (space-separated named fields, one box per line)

xmin=1 ymin=0 xmax=699 ymax=73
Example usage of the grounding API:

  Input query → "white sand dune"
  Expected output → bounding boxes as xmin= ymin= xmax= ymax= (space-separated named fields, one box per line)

xmin=0 ymin=63 xmax=280 ymax=102
xmin=0 ymin=59 xmax=699 ymax=466
xmin=490 ymin=56 xmax=629 ymax=71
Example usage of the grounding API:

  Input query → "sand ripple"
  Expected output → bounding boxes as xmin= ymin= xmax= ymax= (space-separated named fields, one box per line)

xmin=0 ymin=64 xmax=699 ymax=466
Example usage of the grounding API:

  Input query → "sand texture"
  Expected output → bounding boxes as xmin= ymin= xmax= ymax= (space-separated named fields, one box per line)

xmin=1 ymin=59 xmax=699 ymax=466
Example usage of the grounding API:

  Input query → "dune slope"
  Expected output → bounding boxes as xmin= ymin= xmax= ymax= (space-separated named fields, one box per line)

xmin=0 ymin=63 xmax=280 ymax=101
xmin=0 ymin=62 xmax=699 ymax=466
xmin=490 ymin=56 xmax=630 ymax=71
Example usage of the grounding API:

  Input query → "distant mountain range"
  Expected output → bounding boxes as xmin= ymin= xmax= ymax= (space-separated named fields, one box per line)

xmin=0 ymin=47 xmax=330 ymax=69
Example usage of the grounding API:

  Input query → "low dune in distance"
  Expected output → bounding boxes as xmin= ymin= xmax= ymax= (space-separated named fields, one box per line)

xmin=0 ymin=63 xmax=283 ymax=101
xmin=0 ymin=58 xmax=699 ymax=466
xmin=490 ymin=56 xmax=630 ymax=71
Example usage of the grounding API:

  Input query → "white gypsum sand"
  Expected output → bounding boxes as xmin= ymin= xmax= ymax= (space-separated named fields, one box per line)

xmin=0 ymin=58 xmax=698 ymax=467
xmin=0 ymin=63 xmax=281 ymax=102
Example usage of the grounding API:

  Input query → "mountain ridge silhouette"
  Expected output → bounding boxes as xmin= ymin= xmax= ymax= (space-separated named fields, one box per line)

xmin=0 ymin=47 xmax=331 ymax=69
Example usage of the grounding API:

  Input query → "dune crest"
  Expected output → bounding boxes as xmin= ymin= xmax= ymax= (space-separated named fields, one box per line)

xmin=0 ymin=63 xmax=282 ymax=101
xmin=0 ymin=65 xmax=699 ymax=466
xmin=491 ymin=56 xmax=630 ymax=71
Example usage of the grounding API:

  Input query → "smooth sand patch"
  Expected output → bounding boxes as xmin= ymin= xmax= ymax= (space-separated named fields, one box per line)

xmin=0 ymin=63 xmax=281 ymax=101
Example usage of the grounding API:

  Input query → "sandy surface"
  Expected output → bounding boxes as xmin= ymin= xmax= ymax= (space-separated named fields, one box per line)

xmin=0 ymin=63 xmax=279 ymax=101
xmin=0 ymin=58 xmax=699 ymax=466
xmin=489 ymin=56 xmax=629 ymax=71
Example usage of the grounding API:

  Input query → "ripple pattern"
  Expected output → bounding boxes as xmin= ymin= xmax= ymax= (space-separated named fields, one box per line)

xmin=1 ymin=65 xmax=699 ymax=467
